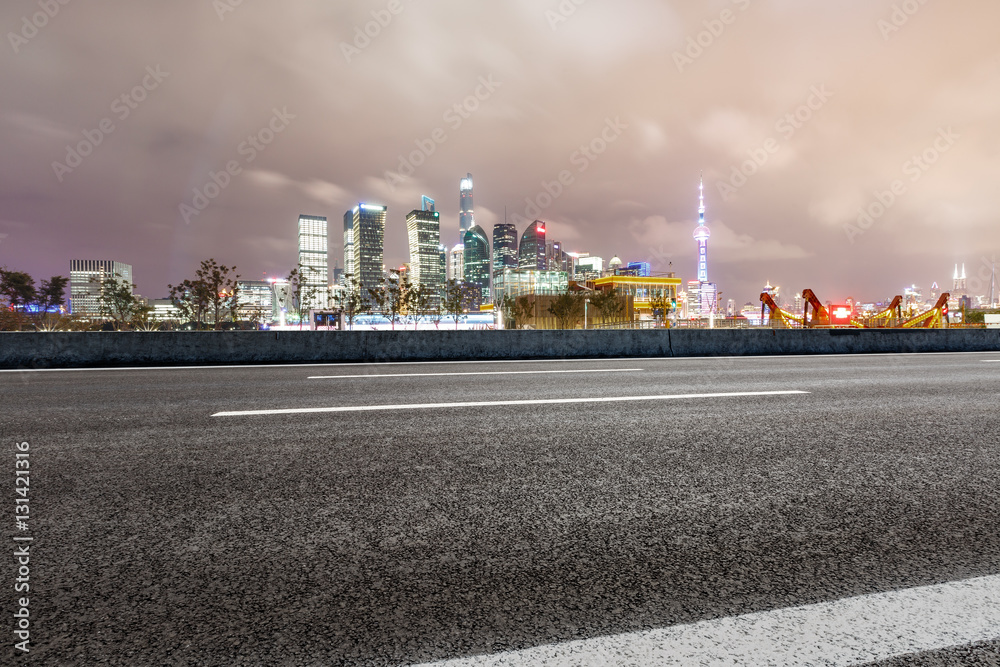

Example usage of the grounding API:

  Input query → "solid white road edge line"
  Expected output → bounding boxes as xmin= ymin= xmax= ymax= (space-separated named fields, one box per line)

xmin=415 ymin=574 xmax=1000 ymax=667
xmin=2 ymin=351 xmax=995 ymax=373
xmin=307 ymin=369 xmax=644 ymax=379
xmin=211 ymin=391 xmax=810 ymax=417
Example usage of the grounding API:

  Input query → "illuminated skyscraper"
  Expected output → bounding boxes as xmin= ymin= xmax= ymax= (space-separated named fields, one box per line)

xmin=298 ymin=214 xmax=329 ymax=311
xmin=69 ymin=260 xmax=133 ymax=316
xmin=464 ymin=225 xmax=491 ymax=305
xmin=518 ymin=220 xmax=547 ymax=270
xmin=953 ymin=264 xmax=967 ymax=296
xmin=349 ymin=204 xmax=386 ymax=294
xmin=692 ymin=176 xmax=718 ymax=316
xmin=449 ymin=244 xmax=465 ymax=283
xmin=342 ymin=211 xmax=354 ymax=283
xmin=493 ymin=223 xmax=518 ymax=274
xmin=406 ymin=207 xmax=443 ymax=303
xmin=460 ymin=173 xmax=475 ymax=234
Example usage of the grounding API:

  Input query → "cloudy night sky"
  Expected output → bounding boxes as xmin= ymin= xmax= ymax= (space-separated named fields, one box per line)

xmin=1 ymin=0 xmax=998 ymax=306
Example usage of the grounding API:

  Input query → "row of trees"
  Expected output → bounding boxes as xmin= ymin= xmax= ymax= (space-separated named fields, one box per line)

xmin=0 ymin=269 xmax=71 ymax=331
xmin=333 ymin=271 xmax=481 ymax=330
xmin=3 ymin=260 xmax=637 ymax=332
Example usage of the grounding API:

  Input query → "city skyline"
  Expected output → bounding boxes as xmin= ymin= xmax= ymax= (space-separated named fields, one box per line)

xmin=1 ymin=3 xmax=998 ymax=307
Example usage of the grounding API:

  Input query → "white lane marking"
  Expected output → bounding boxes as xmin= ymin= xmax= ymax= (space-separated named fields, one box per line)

xmin=307 ymin=369 xmax=644 ymax=379
xmin=416 ymin=575 xmax=1000 ymax=667
xmin=983 ymin=360 xmax=1000 ymax=363
xmin=2 ymin=351 xmax=995 ymax=373
xmin=211 ymin=391 xmax=809 ymax=417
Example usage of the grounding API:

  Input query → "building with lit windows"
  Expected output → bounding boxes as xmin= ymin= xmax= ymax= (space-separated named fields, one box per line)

xmin=406 ymin=207 xmax=443 ymax=304
xmin=348 ymin=204 xmax=387 ymax=294
xmin=342 ymin=211 xmax=354 ymax=283
xmin=623 ymin=262 xmax=652 ymax=277
xmin=235 ymin=280 xmax=275 ymax=323
xmin=463 ymin=225 xmax=491 ymax=306
xmin=493 ymin=223 xmax=518 ymax=275
xmin=297 ymin=215 xmax=329 ymax=311
xmin=574 ymin=255 xmax=604 ymax=281
xmin=593 ymin=274 xmax=681 ymax=319
xmin=494 ymin=268 xmax=568 ymax=300
xmin=449 ymin=244 xmax=465 ymax=283
xmin=518 ymin=220 xmax=547 ymax=270
xmin=460 ymin=174 xmax=475 ymax=234
xmin=438 ymin=245 xmax=447 ymax=293
xmin=69 ymin=260 xmax=133 ymax=317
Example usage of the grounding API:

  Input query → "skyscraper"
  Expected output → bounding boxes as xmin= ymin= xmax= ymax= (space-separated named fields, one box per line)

xmin=463 ymin=225 xmax=491 ymax=306
xmin=406 ymin=207 xmax=443 ymax=303
xmin=438 ymin=244 xmax=448 ymax=294
xmin=343 ymin=211 xmax=354 ymax=284
xmin=692 ymin=176 xmax=718 ymax=316
xmin=349 ymin=204 xmax=387 ymax=294
xmin=69 ymin=260 xmax=133 ymax=316
xmin=449 ymin=244 xmax=465 ymax=283
xmin=493 ymin=223 xmax=518 ymax=273
xmin=298 ymin=214 xmax=329 ymax=311
xmin=953 ymin=264 xmax=967 ymax=297
xmin=518 ymin=220 xmax=547 ymax=270
xmin=460 ymin=173 xmax=475 ymax=234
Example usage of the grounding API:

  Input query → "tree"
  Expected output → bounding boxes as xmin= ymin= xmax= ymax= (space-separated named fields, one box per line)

xmin=408 ymin=284 xmax=434 ymax=330
xmin=497 ymin=294 xmax=534 ymax=330
xmin=331 ymin=277 xmax=370 ymax=331
xmin=368 ymin=269 xmax=412 ymax=330
xmin=650 ymin=294 xmax=673 ymax=327
xmin=442 ymin=280 xmax=473 ymax=330
xmin=590 ymin=287 xmax=626 ymax=325
xmin=168 ymin=278 xmax=212 ymax=329
xmin=195 ymin=259 xmax=240 ymax=330
xmin=38 ymin=276 xmax=69 ymax=312
xmin=93 ymin=272 xmax=141 ymax=330
xmin=0 ymin=269 xmax=37 ymax=311
xmin=547 ymin=291 xmax=585 ymax=329
xmin=287 ymin=265 xmax=321 ymax=328
xmin=131 ymin=303 xmax=161 ymax=331
xmin=33 ymin=276 xmax=71 ymax=331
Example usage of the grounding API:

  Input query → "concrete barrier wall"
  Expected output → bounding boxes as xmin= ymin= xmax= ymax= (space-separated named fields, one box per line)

xmin=1 ymin=329 xmax=998 ymax=369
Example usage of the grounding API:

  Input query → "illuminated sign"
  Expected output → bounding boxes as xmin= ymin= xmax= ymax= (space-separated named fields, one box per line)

xmin=831 ymin=305 xmax=853 ymax=325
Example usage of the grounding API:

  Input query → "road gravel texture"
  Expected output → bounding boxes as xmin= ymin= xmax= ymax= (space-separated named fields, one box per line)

xmin=2 ymin=353 xmax=998 ymax=665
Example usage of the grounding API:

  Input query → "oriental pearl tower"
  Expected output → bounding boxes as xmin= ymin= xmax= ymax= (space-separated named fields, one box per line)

xmin=691 ymin=175 xmax=717 ymax=317
xmin=693 ymin=175 xmax=710 ymax=284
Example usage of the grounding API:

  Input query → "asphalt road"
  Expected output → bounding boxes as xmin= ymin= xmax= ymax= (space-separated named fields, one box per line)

xmin=2 ymin=352 xmax=999 ymax=665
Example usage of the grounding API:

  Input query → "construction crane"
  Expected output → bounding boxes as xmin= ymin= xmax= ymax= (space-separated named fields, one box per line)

xmin=901 ymin=293 xmax=950 ymax=328
xmin=854 ymin=296 xmax=902 ymax=328
xmin=801 ymin=289 xmax=832 ymax=328
xmin=760 ymin=293 xmax=804 ymax=328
